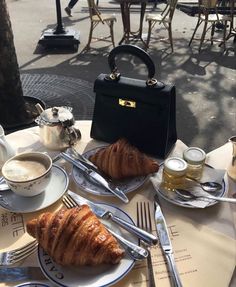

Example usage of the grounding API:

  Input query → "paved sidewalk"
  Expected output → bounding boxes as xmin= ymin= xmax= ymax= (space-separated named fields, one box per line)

xmin=7 ymin=0 xmax=236 ymax=153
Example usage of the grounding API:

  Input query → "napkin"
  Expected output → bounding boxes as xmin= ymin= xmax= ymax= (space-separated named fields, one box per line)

xmin=150 ymin=165 xmax=226 ymax=208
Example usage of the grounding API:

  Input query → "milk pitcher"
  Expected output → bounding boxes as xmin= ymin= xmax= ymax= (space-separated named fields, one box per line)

xmin=227 ymin=136 xmax=236 ymax=181
xmin=0 ymin=125 xmax=15 ymax=168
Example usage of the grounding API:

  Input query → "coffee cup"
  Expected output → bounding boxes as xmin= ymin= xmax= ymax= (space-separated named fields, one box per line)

xmin=2 ymin=152 xmax=52 ymax=197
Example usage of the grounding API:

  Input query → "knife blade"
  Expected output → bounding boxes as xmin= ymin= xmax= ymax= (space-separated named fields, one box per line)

xmin=154 ymin=196 xmax=183 ymax=287
xmin=0 ymin=267 xmax=46 ymax=282
xmin=60 ymin=152 xmax=129 ymax=203
xmin=67 ymin=190 xmax=158 ymax=245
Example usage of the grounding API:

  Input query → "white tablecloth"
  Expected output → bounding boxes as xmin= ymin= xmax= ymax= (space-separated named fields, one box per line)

xmin=1 ymin=120 xmax=235 ymax=287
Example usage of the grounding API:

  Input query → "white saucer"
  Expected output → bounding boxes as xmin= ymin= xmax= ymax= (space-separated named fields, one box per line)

xmin=72 ymin=146 xmax=148 ymax=197
xmin=38 ymin=203 xmax=135 ymax=287
xmin=0 ymin=165 xmax=69 ymax=213
xmin=152 ymin=165 xmax=227 ymax=208
xmin=15 ymin=282 xmax=52 ymax=287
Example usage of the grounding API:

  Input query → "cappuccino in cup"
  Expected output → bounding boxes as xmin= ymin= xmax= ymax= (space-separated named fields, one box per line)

xmin=2 ymin=152 xmax=52 ymax=197
xmin=3 ymin=159 xmax=47 ymax=181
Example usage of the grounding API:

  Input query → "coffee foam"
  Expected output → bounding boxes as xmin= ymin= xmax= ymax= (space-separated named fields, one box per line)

xmin=3 ymin=159 xmax=47 ymax=181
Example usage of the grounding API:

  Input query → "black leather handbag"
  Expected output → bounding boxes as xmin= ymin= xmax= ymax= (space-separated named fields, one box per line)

xmin=90 ymin=44 xmax=177 ymax=158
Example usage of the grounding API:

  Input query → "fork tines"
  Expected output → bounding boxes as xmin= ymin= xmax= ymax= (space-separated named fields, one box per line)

xmin=11 ymin=240 xmax=38 ymax=259
xmin=62 ymin=194 xmax=78 ymax=209
xmin=136 ymin=201 xmax=156 ymax=287
xmin=137 ymin=202 xmax=153 ymax=234
xmin=0 ymin=240 xmax=38 ymax=266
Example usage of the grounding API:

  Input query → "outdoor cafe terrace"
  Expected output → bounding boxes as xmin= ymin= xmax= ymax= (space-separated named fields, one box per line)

xmin=0 ymin=0 xmax=235 ymax=287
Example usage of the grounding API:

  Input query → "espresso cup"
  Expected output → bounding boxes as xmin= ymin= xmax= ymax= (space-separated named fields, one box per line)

xmin=2 ymin=152 xmax=52 ymax=197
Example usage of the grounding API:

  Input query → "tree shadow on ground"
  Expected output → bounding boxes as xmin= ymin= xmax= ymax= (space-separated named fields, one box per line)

xmin=20 ymin=34 xmax=235 ymax=152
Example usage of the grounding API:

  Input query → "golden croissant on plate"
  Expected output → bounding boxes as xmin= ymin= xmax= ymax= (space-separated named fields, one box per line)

xmin=89 ymin=138 xmax=159 ymax=180
xmin=26 ymin=206 xmax=125 ymax=266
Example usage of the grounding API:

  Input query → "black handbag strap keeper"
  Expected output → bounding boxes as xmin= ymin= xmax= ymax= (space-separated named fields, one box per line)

xmin=108 ymin=45 xmax=156 ymax=81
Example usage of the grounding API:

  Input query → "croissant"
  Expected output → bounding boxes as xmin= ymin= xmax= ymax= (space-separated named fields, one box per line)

xmin=26 ymin=206 xmax=125 ymax=266
xmin=89 ymin=138 xmax=159 ymax=180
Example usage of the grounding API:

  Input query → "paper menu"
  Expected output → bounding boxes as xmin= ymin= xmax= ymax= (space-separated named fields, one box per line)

xmin=113 ymin=214 xmax=236 ymax=287
xmin=0 ymin=201 xmax=61 ymax=253
xmin=0 ymin=210 xmax=32 ymax=252
xmin=111 ymin=186 xmax=236 ymax=287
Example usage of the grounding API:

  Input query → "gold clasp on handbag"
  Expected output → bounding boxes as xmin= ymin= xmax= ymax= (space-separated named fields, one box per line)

xmin=119 ymin=99 xmax=136 ymax=108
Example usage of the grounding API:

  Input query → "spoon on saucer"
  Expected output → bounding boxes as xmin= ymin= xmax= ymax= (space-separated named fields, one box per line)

xmin=0 ymin=182 xmax=10 ymax=191
xmin=187 ymin=178 xmax=222 ymax=192
xmin=175 ymin=189 xmax=236 ymax=203
xmin=0 ymin=176 xmax=10 ymax=191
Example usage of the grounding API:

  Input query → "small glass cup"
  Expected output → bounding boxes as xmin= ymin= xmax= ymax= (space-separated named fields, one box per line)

xmin=161 ymin=157 xmax=187 ymax=191
xmin=183 ymin=147 xmax=206 ymax=180
xmin=227 ymin=136 xmax=236 ymax=181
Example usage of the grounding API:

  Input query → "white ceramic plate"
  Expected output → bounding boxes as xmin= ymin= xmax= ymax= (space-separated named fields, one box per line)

xmin=72 ymin=146 xmax=148 ymax=196
xmin=38 ymin=203 xmax=136 ymax=287
xmin=0 ymin=165 xmax=69 ymax=213
xmin=154 ymin=165 xmax=227 ymax=208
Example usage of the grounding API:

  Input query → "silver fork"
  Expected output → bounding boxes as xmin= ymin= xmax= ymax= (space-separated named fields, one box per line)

xmin=62 ymin=194 xmax=148 ymax=261
xmin=137 ymin=202 xmax=156 ymax=287
xmin=0 ymin=240 xmax=38 ymax=266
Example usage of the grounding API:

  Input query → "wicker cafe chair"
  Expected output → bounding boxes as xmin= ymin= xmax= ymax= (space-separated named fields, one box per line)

xmin=219 ymin=0 xmax=236 ymax=52
xmin=85 ymin=0 xmax=117 ymax=49
xmin=145 ymin=0 xmax=178 ymax=52
xmin=188 ymin=0 xmax=232 ymax=52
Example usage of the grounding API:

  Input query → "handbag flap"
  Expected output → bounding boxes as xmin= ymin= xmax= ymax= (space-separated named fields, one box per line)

xmin=94 ymin=74 xmax=175 ymax=105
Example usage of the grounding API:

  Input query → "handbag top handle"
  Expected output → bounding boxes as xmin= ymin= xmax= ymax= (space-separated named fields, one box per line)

xmin=107 ymin=45 xmax=162 ymax=88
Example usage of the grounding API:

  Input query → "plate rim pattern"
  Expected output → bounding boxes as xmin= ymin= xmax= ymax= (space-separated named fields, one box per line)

xmin=37 ymin=203 xmax=136 ymax=287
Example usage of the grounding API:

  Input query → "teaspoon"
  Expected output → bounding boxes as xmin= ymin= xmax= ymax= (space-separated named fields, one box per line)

xmin=175 ymin=189 xmax=236 ymax=203
xmin=187 ymin=178 xmax=222 ymax=192
xmin=0 ymin=180 xmax=10 ymax=191
xmin=0 ymin=176 xmax=10 ymax=191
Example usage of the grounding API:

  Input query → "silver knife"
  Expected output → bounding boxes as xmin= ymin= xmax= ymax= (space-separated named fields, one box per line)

xmin=60 ymin=152 xmax=129 ymax=203
xmin=65 ymin=147 xmax=111 ymax=180
xmin=154 ymin=196 xmax=183 ymax=287
xmin=67 ymin=190 xmax=158 ymax=245
xmin=0 ymin=267 xmax=46 ymax=282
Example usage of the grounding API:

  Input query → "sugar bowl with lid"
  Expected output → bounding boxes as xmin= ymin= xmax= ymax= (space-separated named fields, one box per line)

xmin=35 ymin=105 xmax=81 ymax=151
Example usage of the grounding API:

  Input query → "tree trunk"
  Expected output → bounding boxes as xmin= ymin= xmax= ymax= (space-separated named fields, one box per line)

xmin=0 ymin=0 xmax=34 ymax=128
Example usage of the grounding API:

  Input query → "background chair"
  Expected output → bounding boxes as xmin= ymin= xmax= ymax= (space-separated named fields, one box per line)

xmin=86 ymin=0 xmax=116 ymax=49
xmin=188 ymin=0 xmax=232 ymax=52
xmin=145 ymin=0 xmax=178 ymax=52
xmin=219 ymin=0 xmax=236 ymax=54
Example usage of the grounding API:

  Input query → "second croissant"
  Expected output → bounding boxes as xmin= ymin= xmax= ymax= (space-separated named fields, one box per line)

xmin=89 ymin=138 xmax=159 ymax=180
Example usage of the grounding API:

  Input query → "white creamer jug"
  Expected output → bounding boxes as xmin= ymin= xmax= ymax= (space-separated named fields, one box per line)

xmin=0 ymin=125 xmax=15 ymax=168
